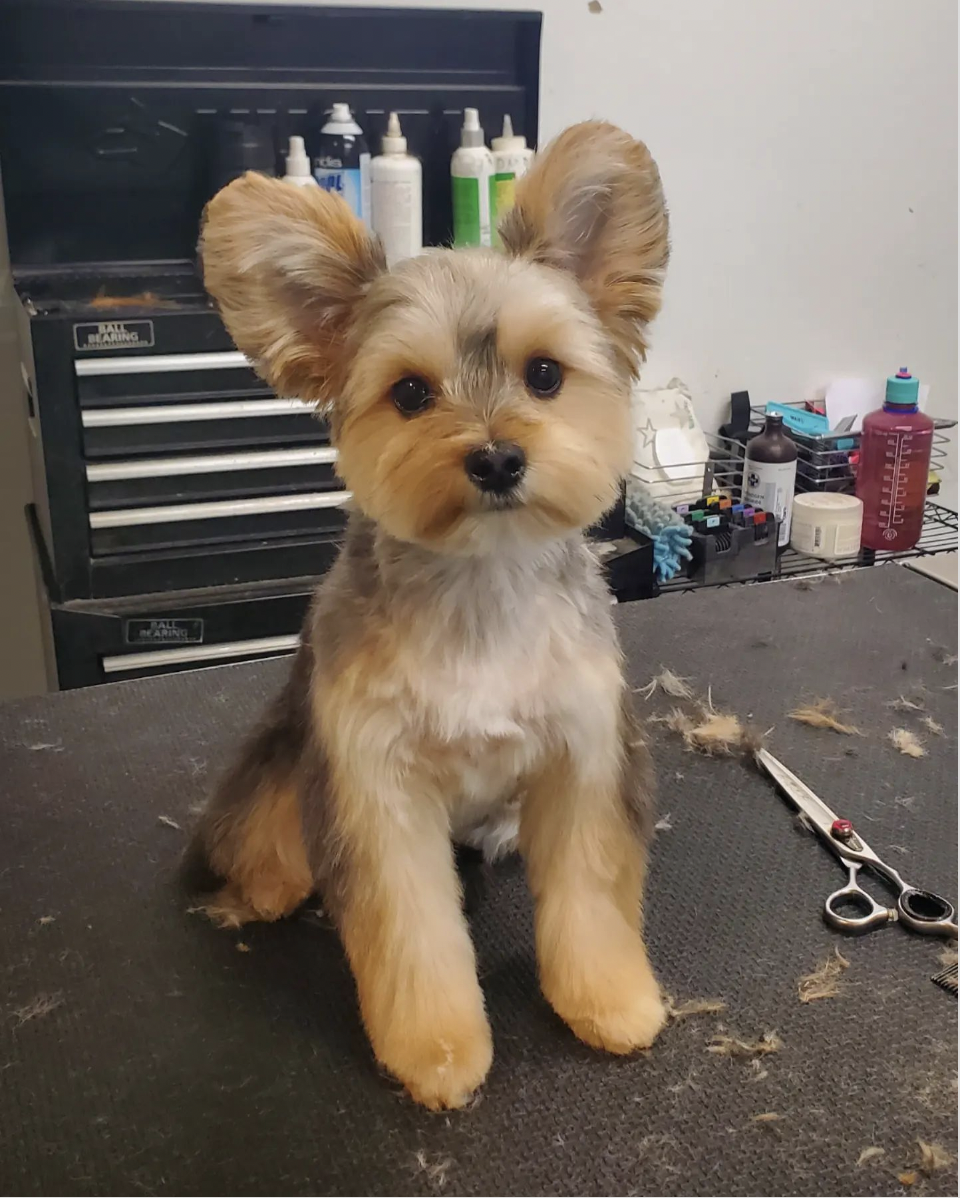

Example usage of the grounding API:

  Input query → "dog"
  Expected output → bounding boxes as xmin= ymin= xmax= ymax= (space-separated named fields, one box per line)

xmin=194 ymin=121 xmax=670 ymax=1110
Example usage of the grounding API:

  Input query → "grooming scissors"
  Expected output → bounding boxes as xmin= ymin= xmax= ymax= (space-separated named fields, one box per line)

xmin=755 ymin=747 xmax=958 ymax=937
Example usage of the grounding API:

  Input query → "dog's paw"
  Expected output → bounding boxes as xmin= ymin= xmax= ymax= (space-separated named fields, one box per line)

xmin=560 ymin=983 xmax=666 ymax=1054
xmin=544 ymin=942 xmax=666 ymax=1054
xmin=191 ymin=880 xmax=302 ymax=927
xmin=379 ymin=1018 xmax=493 ymax=1111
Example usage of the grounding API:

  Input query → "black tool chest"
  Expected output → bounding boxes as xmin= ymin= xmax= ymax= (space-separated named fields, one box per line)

xmin=17 ymin=266 xmax=346 ymax=601
xmin=2 ymin=0 xmax=544 ymax=688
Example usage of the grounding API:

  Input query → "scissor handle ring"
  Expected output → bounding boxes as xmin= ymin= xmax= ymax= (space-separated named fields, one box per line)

xmin=823 ymin=883 xmax=896 ymax=934
xmin=897 ymin=887 xmax=958 ymax=937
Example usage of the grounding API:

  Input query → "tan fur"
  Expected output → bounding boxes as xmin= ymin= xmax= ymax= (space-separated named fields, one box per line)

xmin=789 ymin=697 xmax=861 ymax=736
xmin=889 ymin=727 xmax=926 ymax=758
xmin=325 ymin=735 xmax=492 ymax=1110
xmin=797 ymin=947 xmax=850 ymax=1003
xmin=500 ymin=121 xmax=669 ymax=373
xmin=334 ymin=255 xmax=631 ymax=552
xmin=194 ymin=121 xmax=669 ymax=1109
xmin=205 ymin=783 xmax=313 ymax=926
xmin=519 ymin=704 xmax=665 ymax=1055
xmin=200 ymin=173 xmax=385 ymax=404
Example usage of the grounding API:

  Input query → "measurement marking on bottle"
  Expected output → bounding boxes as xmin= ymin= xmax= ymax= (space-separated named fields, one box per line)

xmin=883 ymin=434 xmax=906 ymax=535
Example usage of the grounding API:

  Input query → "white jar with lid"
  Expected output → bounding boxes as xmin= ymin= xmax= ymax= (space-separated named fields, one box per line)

xmin=790 ymin=492 xmax=864 ymax=559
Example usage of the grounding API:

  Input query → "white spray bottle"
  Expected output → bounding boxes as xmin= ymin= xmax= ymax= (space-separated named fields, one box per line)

xmin=451 ymin=107 xmax=494 ymax=248
xmin=490 ymin=115 xmax=534 ymax=245
xmin=370 ymin=112 xmax=422 ymax=267
xmin=283 ymin=136 xmax=318 ymax=188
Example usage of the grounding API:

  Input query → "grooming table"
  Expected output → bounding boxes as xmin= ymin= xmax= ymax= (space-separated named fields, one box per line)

xmin=1 ymin=565 xmax=956 ymax=1197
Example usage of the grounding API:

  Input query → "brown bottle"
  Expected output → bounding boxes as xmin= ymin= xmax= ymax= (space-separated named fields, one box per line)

xmin=742 ymin=414 xmax=798 ymax=548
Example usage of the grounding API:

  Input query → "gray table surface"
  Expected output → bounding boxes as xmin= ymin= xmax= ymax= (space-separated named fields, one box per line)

xmin=1 ymin=563 xmax=956 ymax=1197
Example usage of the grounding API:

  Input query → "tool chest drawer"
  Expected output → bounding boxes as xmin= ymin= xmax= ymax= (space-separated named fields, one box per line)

xmin=75 ymin=350 xmax=264 ymax=403
xmin=75 ymin=350 xmax=331 ymax=455
xmin=17 ymin=298 xmax=349 ymax=600
xmin=86 ymin=447 xmax=340 ymax=508
xmin=90 ymin=490 xmax=351 ymax=555
xmin=41 ymin=573 xmax=316 ymax=690
xmin=80 ymin=397 xmax=327 ymax=457
xmin=75 ymin=349 xmax=330 ymax=457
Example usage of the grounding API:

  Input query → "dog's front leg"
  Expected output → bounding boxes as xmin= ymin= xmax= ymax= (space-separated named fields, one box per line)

xmin=520 ymin=706 xmax=665 ymax=1054
xmin=330 ymin=753 xmax=492 ymax=1110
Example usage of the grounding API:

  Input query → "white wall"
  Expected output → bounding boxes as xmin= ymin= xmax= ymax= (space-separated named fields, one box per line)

xmin=193 ymin=0 xmax=958 ymax=438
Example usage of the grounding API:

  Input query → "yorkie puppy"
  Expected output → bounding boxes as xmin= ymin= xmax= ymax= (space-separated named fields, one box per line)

xmin=195 ymin=121 xmax=669 ymax=1110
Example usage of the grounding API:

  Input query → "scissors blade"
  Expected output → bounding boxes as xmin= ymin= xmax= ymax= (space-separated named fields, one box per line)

xmin=754 ymin=747 xmax=844 ymax=837
xmin=755 ymin=747 xmax=888 ymax=870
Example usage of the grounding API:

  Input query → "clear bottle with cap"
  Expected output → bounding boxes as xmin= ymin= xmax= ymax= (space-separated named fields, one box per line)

xmin=856 ymin=368 xmax=934 ymax=552
xmin=283 ymin=135 xmax=318 ymax=188
xmin=490 ymin=115 xmax=534 ymax=245
xmin=313 ymin=102 xmax=371 ymax=224
xmin=370 ymin=112 xmax=422 ymax=268
xmin=451 ymin=107 xmax=494 ymax=247
xmin=742 ymin=413 xmax=798 ymax=548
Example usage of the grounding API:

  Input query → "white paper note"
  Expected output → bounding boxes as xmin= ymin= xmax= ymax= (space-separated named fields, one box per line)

xmin=824 ymin=378 xmax=883 ymax=433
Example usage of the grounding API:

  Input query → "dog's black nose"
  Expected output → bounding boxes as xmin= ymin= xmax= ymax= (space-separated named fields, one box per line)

xmin=464 ymin=441 xmax=527 ymax=494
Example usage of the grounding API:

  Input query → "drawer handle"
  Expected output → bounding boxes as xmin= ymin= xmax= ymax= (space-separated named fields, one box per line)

xmin=89 ymin=491 xmax=351 ymax=529
xmin=103 ymin=633 xmax=299 ymax=674
xmin=86 ymin=447 xmax=338 ymax=481
xmin=76 ymin=350 xmax=249 ymax=377
xmin=81 ymin=398 xmax=311 ymax=427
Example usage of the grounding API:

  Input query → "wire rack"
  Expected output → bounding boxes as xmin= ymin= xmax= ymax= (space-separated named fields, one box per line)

xmin=629 ymin=404 xmax=956 ymax=594
xmin=630 ymin=432 xmax=750 ymax=501
xmin=657 ymin=500 xmax=958 ymax=594
xmin=748 ymin=402 xmax=955 ymax=494
xmin=631 ymin=417 xmax=954 ymax=503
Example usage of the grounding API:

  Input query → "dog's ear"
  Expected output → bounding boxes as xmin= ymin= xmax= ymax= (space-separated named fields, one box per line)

xmin=200 ymin=172 xmax=385 ymax=405
xmin=499 ymin=121 xmax=668 ymax=373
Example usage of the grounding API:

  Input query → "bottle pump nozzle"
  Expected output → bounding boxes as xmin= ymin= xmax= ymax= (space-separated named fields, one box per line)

xmin=382 ymin=111 xmax=407 ymax=154
xmin=284 ymin=135 xmax=311 ymax=179
xmin=460 ymin=107 xmax=485 ymax=148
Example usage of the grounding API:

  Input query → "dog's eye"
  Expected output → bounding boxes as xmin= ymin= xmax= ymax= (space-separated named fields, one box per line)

xmin=524 ymin=356 xmax=563 ymax=398
xmin=391 ymin=376 xmax=434 ymax=416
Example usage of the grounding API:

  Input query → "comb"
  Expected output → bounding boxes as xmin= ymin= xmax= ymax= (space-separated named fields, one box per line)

xmin=931 ymin=962 xmax=958 ymax=995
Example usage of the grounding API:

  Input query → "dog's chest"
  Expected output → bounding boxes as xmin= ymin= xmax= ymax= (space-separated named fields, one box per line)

xmin=417 ymin=628 xmax=575 ymax=843
xmin=398 ymin=574 xmax=617 ymax=832
xmin=407 ymin=585 xmax=587 ymax=744
xmin=361 ymin=543 xmax=622 ymax=838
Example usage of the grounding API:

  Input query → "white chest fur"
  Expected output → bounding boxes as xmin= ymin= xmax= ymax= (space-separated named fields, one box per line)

xmin=383 ymin=544 xmax=623 ymax=848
